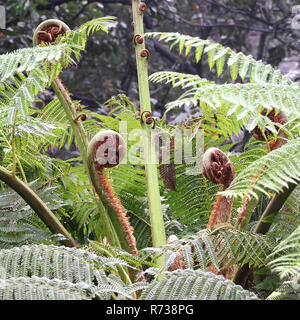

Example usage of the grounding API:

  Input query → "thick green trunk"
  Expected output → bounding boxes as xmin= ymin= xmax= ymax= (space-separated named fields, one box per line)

xmin=131 ymin=0 xmax=166 ymax=267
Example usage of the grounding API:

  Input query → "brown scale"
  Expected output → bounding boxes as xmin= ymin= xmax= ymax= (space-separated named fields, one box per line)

xmin=202 ymin=148 xmax=237 ymax=279
xmin=202 ymin=149 xmax=235 ymax=190
xmin=37 ymin=24 xmax=66 ymax=44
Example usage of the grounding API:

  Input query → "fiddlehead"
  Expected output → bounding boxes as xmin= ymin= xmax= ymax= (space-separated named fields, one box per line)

xmin=33 ymin=19 xmax=70 ymax=45
xmin=202 ymin=148 xmax=235 ymax=229
xmin=87 ymin=130 xmax=138 ymax=256
xmin=202 ymin=148 xmax=236 ymax=279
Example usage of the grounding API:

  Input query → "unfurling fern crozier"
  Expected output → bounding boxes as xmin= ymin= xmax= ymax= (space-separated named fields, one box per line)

xmin=33 ymin=19 xmax=70 ymax=46
xmin=202 ymin=148 xmax=235 ymax=229
xmin=87 ymin=130 xmax=138 ymax=256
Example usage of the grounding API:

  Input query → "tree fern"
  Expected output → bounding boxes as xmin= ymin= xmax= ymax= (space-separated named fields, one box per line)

xmin=146 ymin=32 xmax=300 ymax=145
xmin=0 ymin=16 xmax=116 ymax=127
xmin=161 ymin=82 xmax=300 ymax=121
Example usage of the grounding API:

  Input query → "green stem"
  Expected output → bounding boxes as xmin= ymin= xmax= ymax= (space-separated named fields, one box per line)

xmin=51 ymin=77 xmax=88 ymax=163
xmin=254 ymin=181 xmax=298 ymax=234
xmin=0 ymin=165 xmax=77 ymax=247
xmin=131 ymin=0 xmax=166 ymax=267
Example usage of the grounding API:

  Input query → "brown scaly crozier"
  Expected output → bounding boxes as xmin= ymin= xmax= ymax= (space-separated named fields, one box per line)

xmin=202 ymin=147 xmax=235 ymax=229
xmin=90 ymin=130 xmax=138 ymax=256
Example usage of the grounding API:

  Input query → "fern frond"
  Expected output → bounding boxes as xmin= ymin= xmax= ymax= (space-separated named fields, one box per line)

xmin=0 ymin=244 xmax=144 ymax=300
xmin=164 ymin=82 xmax=300 ymax=118
xmin=88 ymin=240 xmax=156 ymax=270
xmin=141 ymin=269 xmax=259 ymax=300
xmin=162 ymin=164 xmax=219 ymax=231
xmin=221 ymin=138 xmax=300 ymax=200
xmin=57 ymin=16 xmax=116 ymax=62
xmin=145 ymin=32 xmax=295 ymax=85
xmin=142 ymin=228 xmax=274 ymax=272
xmin=266 ymin=279 xmax=300 ymax=300
xmin=0 ymin=181 xmax=68 ymax=248
xmin=268 ymin=225 xmax=300 ymax=279
xmin=0 ymin=68 xmax=51 ymax=123
xmin=0 ymin=44 xmax=73 ymax=83
xmin=0 ymin=276 xmax=94 ymax=300
xmin=0 ymin=244 xmax=108 ymax=280
xmin=76 ymin=16 xmax=117 ymax=36
xmin=149 ymin=71 xmax=212 ymax=89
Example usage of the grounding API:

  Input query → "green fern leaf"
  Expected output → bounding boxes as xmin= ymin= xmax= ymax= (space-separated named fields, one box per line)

xmin=141 ymin=269 xmax=259 ymax=300
xmin=221 ymin=138 xmax=300 ymax=200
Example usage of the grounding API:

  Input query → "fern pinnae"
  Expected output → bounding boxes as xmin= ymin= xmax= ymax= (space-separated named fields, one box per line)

xmin=0 ymin=276 xmax=94 ymax=300
xmin=142 ymin=269 xmax=259 ymax=300
xmin=227 ymin=230 xmax=261 ymax=266
xmin=267 ymin=224 xmax=300 ymax=279
xmin=221 ymin=138 xmax=300 ymax=200
xmin=0 ymin=45 xmax=70 ymax=82
xmin=191 ymin=239 xmax=207 ymax=270
xmin=201 ymin=233 xmax=220 ymax=271
xmin=213 ymin=238 xmax=232 ymax=269
xmin=145 ymin=32 xmax=295 ymax=86
xmin=166 ymin=273 xmax=186 ymax=299
xmin=200 ymin=277 xmax=218 ymax=299
xmin=181 ymin=244 xmax=193 ymax=269
xmin=215 ymin=230 xmax=238 ymax=267
xmin=177 ymin=274 xmax=196 ymax=299
xmin=164 ymin=250 xmax=180 ymax=270
xmin=188 ymin=275 xmax=204 ymax=299
xmin=52 ymin=249 xmax=62 ymax=280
